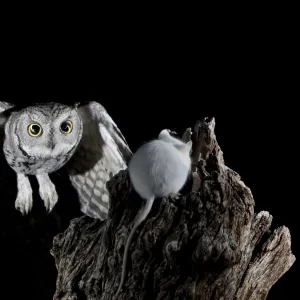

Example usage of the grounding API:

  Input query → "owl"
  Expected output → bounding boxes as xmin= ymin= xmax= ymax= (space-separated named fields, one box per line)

xmin=0 ymin=101 xmax=132 ymax=220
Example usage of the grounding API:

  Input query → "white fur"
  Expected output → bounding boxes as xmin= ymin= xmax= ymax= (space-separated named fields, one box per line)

xmin=116 ymin=129 xmax=192 ymax=295
xmin=158 ymin=129 xmax=186 ymax=146
xmin=129 ymin=139 xmax=192 ymax=199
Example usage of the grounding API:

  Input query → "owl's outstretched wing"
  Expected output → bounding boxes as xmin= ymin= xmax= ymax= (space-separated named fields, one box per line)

xmin=0 ymin=102 xmax=14 ymax=139
xmin=66 ymin=101 xmax=132 ymax=220
xmin=0 ymin=101 xmax=14 ymax=114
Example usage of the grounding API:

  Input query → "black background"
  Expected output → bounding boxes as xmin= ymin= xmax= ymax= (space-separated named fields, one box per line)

xmin=1 ymin=14 xmax=298 ymax=299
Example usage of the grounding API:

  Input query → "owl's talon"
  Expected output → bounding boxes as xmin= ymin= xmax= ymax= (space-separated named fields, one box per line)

xmin=36 ymin=174 xmax=59 ymax=212
xmin=40 ymin=184 xmax=58 ymax=212
xmin=15 ymin=193 xmax=33 ymax=215
xmin=15 ymin=173 xmax=33 ymax=215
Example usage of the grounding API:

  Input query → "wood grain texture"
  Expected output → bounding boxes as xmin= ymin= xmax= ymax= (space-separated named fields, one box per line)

xmin=51 ymin=118 xmax=295 ymax=300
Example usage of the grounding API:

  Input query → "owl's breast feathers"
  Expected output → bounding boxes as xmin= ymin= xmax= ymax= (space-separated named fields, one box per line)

xmin=4 ymin=145 xmax=76 ymax=175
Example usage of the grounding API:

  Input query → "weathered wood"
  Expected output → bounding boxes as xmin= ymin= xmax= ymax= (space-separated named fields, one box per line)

xmin=51 ymin=118 xmax=295 ymax=300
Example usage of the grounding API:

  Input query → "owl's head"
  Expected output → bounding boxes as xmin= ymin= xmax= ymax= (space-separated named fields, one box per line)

xmin=4 ymin=102 xmax=83 ymax=159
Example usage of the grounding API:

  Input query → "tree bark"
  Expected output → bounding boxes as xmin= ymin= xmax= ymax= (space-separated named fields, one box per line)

xmin=51 ymin=118 xmax=295 ymax=300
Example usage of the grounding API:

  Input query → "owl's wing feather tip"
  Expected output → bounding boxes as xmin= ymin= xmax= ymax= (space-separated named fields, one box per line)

xmin=67 ymin=101 xmax=131 ymax=220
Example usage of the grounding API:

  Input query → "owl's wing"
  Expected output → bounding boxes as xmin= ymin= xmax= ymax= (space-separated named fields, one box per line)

xmin=0 ymin=101 xmax=14 ymax=114
xmin=66 ymin=101 xmax=132 ymax=220
xmin=0 ymin=102 xmax=15 ymax=139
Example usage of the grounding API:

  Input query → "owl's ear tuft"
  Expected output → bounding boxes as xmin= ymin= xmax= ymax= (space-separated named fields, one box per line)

xmin=74 ymin=102 xmax=81 ymax=109
xmin=73 ymin=101 xmax=95 ymax=110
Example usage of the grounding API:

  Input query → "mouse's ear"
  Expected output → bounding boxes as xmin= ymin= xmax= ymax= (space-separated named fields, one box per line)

xmin=174 ymin=141 xmax=192 ymax=154
xmin=186 ymin=141 xmax=192 ymax=153
xmin=174 ymin=144 xmax=185 ymax=152
xmin=158 ymin=129 xmax=170 ymax=140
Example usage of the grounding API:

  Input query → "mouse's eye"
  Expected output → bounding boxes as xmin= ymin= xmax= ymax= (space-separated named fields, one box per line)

xmin=60 ymin=120 xmax=73 ymax=134
xmin=28 ymin=123 xmax=43 ymax=137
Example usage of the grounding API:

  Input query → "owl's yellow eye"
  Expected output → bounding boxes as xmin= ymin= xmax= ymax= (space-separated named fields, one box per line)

xmin=60 ymin=120 xmax=73 ymax=134
xmin=28 ymin=123 xmax=43 ymax=137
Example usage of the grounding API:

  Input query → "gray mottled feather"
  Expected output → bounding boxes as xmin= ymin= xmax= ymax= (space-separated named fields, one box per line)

xmin=0 ymin=101 xmax=132 ymax=219
xmin=0 ymin=102 xmax=14 ymax=143
xmin=66 ymin=101 xmax=132 ymax=220
xmin=0 ymin=101 xmax=14 ymax=113
xmin=0 ymin=102 xmax=14 ymax=128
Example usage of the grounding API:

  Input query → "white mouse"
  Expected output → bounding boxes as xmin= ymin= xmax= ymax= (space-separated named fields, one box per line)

xmin=116 ymin=129 xmax=192 ymax=295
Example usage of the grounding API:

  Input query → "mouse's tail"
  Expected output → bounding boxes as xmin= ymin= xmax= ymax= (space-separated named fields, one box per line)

xmin=116 ymin=196 xmax=155 ymax=296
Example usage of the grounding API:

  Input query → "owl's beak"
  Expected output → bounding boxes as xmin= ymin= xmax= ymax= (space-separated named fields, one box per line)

xmin=47 ymin=140 xmax=55 ymax=150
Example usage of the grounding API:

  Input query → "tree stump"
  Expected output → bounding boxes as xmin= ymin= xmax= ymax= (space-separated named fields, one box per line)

xmin=51 ymin=118 xmax=295 ymax=300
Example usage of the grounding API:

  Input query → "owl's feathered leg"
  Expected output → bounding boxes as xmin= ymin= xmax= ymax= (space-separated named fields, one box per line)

xmin=15 ymin=173 xmax=33 ymax=215
xmin=36 ymin=174 xmax=58 ymax=212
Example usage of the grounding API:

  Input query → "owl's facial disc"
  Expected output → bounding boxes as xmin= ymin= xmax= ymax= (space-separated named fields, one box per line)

xmin=12 ymin=103 xmax=83 ymax=158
